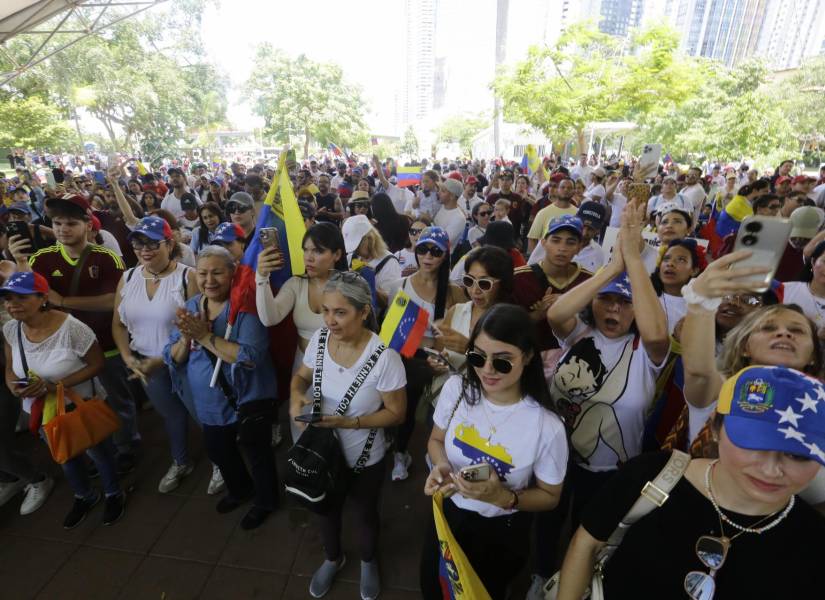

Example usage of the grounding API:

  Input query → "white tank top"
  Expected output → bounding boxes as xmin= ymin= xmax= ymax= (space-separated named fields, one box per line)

xmin=118 ymin=263 xmax=189 ymax=357
xmin=402 ymin=276 xmax=437 ymax=339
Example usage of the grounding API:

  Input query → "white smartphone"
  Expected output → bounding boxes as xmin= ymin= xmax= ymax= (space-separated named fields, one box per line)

xmin=731 ymin=216 xmax=792 ymax=293
xmin=637 ymin=144 xmax=662 ymax=181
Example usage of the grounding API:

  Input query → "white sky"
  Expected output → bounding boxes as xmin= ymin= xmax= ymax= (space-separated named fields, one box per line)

xmin=201 ymin=0 xmax=406 ymax=133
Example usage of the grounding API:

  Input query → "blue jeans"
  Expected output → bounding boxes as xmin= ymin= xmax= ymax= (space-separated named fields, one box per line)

xmin=99 ymin=354 xmax=138 ymax=455
xmin=59 ymin=437 xmax=120 ymax=499
xmin=143 ymin=366 xmax=197 ymax=465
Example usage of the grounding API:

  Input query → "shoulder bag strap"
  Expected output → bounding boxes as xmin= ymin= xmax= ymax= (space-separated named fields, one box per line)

xmin=598 ymin=450 xmax=691 ymax=562
xmin=199 ymin=296 xmax=238 ymax=410
xmin=311 ymin=328 xmax=328 ymax=417
xmin=181 ymin=267 xmax=189 ymax=301
xmin=16 ymin=322 xmax=28 ymax=376
xmin=68 ymin=244 xmax=94 ymax=297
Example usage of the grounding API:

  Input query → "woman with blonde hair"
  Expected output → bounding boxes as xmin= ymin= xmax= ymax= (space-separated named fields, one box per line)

xmin=342 ymin=214 xmax=402 ymax=303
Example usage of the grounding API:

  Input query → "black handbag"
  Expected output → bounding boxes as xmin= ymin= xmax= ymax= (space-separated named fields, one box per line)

xmin=284 ymin=327 xmax=385 ymax=514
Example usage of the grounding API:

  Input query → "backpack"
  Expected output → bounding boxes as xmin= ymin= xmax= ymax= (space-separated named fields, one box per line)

xmin=284 ymin=328 xmax=385 ymax=513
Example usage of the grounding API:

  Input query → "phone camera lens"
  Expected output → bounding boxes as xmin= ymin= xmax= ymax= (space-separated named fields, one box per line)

xmin=745 ymin=221 xmax=763 ymax=233
xmin=742 ymin=235 xmax=758 ymax=247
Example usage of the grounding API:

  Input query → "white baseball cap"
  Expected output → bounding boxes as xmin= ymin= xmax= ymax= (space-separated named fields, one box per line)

xmin=342 ymin=214 xmax=375 ymax=254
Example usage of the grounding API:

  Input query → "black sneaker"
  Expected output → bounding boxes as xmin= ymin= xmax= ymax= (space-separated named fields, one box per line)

xmin=240 ymin=506 xmax=271 ymax=530
xmin=216 ymin=491 xmax=254 ymax=514
xmin=116 ymin=453 xmax=137 ymax=476
xmin=63 ymin=492 xmax=101 ymax=530
xmin=102 ymin=492 xmax=126 ymax=526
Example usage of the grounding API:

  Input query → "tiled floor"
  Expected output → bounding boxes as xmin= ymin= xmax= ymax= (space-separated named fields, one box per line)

xmin=0 ymin=406 xmax=433 ymax=599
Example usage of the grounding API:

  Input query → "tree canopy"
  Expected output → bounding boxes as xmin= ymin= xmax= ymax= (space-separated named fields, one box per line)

xmin=0 ymin=97 xmax=75 ymax=150
xmin=244 ymin=45 xmax=368 ymax=159
xmin=433 ymin=114 xmax=488 ymax=157
xmin=400 ymin=126 xmax=420 ymax=158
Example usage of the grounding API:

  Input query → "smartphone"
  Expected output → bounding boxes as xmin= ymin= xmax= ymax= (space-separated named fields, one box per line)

xmin=460 ymin=463 xmax=491 ymax=482
xmin=7 ymin=221 xmax=32 ymax=247
xmin=45 ymin=170 xmax=56 ymax=189
xmin=637 ymin=144 xmax=662 ymax=181
xmin=259 ymin=226 xmax=280 ymax=250
xmin=421 ymin=347 xmax=451 ymax=369
xmin=294 ymin=413 xmax=325 ymax=424
xmin=93 ymin=171 xmax=106 ymax=185
xmin=731 ymin=216 xmax=792 ymax=293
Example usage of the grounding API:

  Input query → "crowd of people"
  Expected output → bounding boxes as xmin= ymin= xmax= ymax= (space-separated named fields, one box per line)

xmin=1 ymin=149 xmax=825 ymax=599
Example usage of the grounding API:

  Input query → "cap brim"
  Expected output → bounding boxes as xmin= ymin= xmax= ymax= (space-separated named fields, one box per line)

xmin=127 ymin=230 xmax=166 ymax=242
xmin=545 ymin=226 xmax=583 ymax=238
xmin=0 ymin=286 xmax=38 ymax=296
xmin=724 ymin=415 xmax=825 ymax=467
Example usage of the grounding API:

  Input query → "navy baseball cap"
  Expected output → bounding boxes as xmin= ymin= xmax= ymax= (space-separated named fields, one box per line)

xmin=209 ymin=222 xmax=245 ymax=244
xmin=598 ymin=272 xmax=632 ymax=301
xmin=577 ymin=201 xmax=606 ymax=228
xmin=546 ymin=215 xmax=583 ymax=238
xmin=128 ymin=216 xmax=173 ymax=242
xmin=415 ymin=226 xmax=450 ymax=254
xmin=0 ymin=271 xmax=50 ymax=296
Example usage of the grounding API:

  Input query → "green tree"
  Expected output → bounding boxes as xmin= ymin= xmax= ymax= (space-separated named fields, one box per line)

xmin=0 ymin=97 xmax=74 ymax=150
xmin=400 ymin=126 xmax=419 ymax=158
xmin=244 ymin=45 xmax=368 ymax=159
xmin=773 ymin=57 xmax=825 ymax=150
xmin=636 ymin=61 xmax=797 ymax=164
xmin=492 ymin=23 xmax=701 ymax=151
xmin=433 ymin=114 xmax=488 ymax=157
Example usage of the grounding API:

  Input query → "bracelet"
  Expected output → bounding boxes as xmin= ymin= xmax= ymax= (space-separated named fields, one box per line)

xmin=681 ymin=279 xmax=722 ymax=312
xmin=505 ymin=489 xmax=519 ymax=510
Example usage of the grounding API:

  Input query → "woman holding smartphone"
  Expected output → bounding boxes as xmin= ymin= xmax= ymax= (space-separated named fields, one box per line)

xmin=421 ymin=304 xmax=567 ymax=599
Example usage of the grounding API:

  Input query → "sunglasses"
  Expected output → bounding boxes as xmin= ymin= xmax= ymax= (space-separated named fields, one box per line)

xmin=462 ymin=274 xmax=498 ymax=291
xmin=477 ymin=210 xmax=492 ymax=217
xmin=466 ymin=350 xmax=515 ymax=374
xmin=227 ymin=205 xmax=251 ymax=214
xmin=684 ymin=535 xmax=729 ymax=599
xmin=409 ymin=228 xmax=423 ymax=236
xmin=415 ymin=244 xmax=445 ymax=258
xmin=131 ymin=239 xmax=162 ymax=251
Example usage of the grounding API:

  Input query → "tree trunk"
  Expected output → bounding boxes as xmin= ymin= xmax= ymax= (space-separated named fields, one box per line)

xmin=304 ymin=125 xmax=310 ymax=160
xmin=577 ymin=129 xmax=586 ymax=156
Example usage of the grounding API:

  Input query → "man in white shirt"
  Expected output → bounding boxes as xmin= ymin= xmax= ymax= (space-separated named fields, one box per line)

xmin=433 ymin=178 xmax=467 ymax=251
xmin=330 ymin=162 xmax=347 ymax=191
xmin=372 ymin=154 xmax=413 ymax=214
xmin=161 ymin=167 xmax=201 ymax=219
xmin=570 ymin=154 xmax=592 ymax=183
xmin=681 ymin=166 xmax=707 ymax=226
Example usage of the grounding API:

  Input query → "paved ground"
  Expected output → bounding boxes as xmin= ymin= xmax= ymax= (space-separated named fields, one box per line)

xmin=0 ymin=403 xmax=438 ymax=600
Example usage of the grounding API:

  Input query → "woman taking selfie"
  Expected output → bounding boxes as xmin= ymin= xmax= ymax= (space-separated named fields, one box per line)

xmin=556 ymin=366 xmax=825 ymax=600
xmin=421 ymin=304 xmax=567 ymax=599
xmin=290 ymin=271 xmax=406 ymax=600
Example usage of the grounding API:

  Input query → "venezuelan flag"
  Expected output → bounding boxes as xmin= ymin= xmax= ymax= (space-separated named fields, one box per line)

xmin=379 ymin=290 xmax=429 ymax=357
xmin=328 ymin=143 xmax=342 ymax=157
xmin=525 ymin=144 xmax=541 ymax=176
xmin=136 ymin=160 xmax=148 ymax=176
xmin=715 ymin=194 xmax=753 ymax=241
xmin=397 ymin=166 xmax=422 ymax=188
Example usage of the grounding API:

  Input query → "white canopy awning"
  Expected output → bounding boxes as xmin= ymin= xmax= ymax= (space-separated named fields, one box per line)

xmin=0 ymin=0 xmax=166 ymax=86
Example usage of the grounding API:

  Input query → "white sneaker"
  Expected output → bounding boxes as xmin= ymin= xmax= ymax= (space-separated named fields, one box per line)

xmin=271 ymin=423 xmax=283 ymax=448
xmin=0 ymin=479 xmax=26 ymax=508
xmin=391 ymin=452 xmax=412 ymax=481
xmin=525 ymin=574 xmax=549 ymax=600
xmin=207 ymin=464 xmax=226 ymax=496
xmin=158 ymin=462 xmax=194 ymax=493
xmin=20 ymin=476 xmax=54 ymax=515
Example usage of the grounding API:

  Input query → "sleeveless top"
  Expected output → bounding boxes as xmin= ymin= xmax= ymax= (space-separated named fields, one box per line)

xmin=401 ymin=276 xmax=437 ymax=339
xmin=118 ymin=263 xmax=189 ymax=357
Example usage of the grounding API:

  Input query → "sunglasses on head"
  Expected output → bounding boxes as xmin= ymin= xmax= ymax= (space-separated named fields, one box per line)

xmin=684 ymin=535 xmax=729 ymax=600
xmin=466 ymin=350 xmax=514 ymax=374
xmin=415 ymin=244 xmax=445 ymax=258
xmin=329 ymin=270 xmax=366 ymax=284
xmin=462 ymin=274 xmax=498 ymax=291
xmin=409 ymin=227 xmax=423 ymax=236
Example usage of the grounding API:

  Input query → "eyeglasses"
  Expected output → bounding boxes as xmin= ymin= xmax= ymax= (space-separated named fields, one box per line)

xmin=227 ymin=205 xmax=251 ymax=214
xmin=409 ymin=228 xmax=423 ymax=236
xmin=462 ymin=274 xmax=498 ymax=291
xmin=415 ymin=245 xmax=445 ymax=258
xmin=466 ymin=350 xmax=515 ymax=374
xmin=684 ymin=535 xmax=729 ymax=600
xmin=722 ymin=294 xmax=762 ymax=307
xmin=477 ymin=210 xmax=492 ymax=217
xmin=131 ymin=239 xmax=162 ymax=251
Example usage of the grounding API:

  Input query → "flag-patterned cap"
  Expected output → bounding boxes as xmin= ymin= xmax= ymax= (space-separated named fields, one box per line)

xmin=0 ymin=271 xmax=50 ymax=296
xmin=598 ymin=272 xmax=632 ymax=301
xmin=209 ymin=222 xmax=245 ymax=244
xmin=545 ymin=214 xmax=583 ymax=238
xmin=415 ymin=226 xmax=450 ymax=254
xmin=128 ymin=216 xmax=173 ymax=242
xmin=718 ymin=366 xmax=825 ymax=466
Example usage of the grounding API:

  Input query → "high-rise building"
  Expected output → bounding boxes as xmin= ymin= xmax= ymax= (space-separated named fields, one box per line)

xmin=756 ymin=0 xmax=825 ymax=70
xmin=600 ymin=0 xmax=645 ymax=36
xmin=402 ymin=0 xmax=436 ymax=126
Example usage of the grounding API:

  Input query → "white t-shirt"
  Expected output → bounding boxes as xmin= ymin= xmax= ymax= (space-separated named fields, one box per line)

xmin=161 ymin=189 xmax=202 ymax=219
xmin=394 ymin=247 xmax=418 ymax=276
xmin=434 ymin=375 xmax=568 ymax=518
xmin=302 ymin=329 xmax=406 ymax=467
xmin=783 ymin=281 xmax=825 ymax=330
xmin=659 ymin=292 xmax=687 ymax=336
xmin=681 ymin=183 xmax=707 ymax=224
xmin=4 ymin=315 xmax=103 ymax=413
xmin=368 ymin=252 xmax=402 ymax=294
xmin=434 ymin=206 xmax=467 ymax=250
xmin=608 ymin=192 xmax=628 ymax=228
xmin=585 ymin=183 xmax=606 ymax=203
xmin=385 ymin=184 xmax=413 ymax=214
xmin=570 ymin=165 xmax=592 ymax=183
xmin=550 ymin=318 xmax=667 ymax=471
xmin=468 ymin=225 xmax=485 ymax=247
xmin=98 ymin=229 xmax=122 ymax=256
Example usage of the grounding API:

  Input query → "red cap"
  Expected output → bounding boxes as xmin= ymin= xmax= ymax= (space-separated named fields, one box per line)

xmin=90 ymin=215 xmax=101 ymax=232
xmin=776 ymin=176 xmax=792 ymax=185
xmin=550 ymin=172 xmax=565 ymax=183
xmin=46 ymin=193 xmax=91 ymax=214
xmin=447 ymin=171 xmax=463 ymax=182
xmin=792 ymin=175 xmax=814 ymax=185
xmin=465 ymin=176 xmax=478 ymax=185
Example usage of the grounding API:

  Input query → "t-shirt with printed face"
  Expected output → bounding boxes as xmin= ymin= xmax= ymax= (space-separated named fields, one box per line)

xmin=550 ymin=317 xmax=667 ymax=471
xmin=29 ymin=243 xmax=124 ymax=353
xmin=433 ymin=375 xmax=568 ymax=518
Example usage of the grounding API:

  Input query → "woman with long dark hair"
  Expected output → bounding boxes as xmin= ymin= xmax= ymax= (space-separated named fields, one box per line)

xmin=371 ymin=192 xmax=410 ymax=253
xmin=190 ymin=202 xmax=226 ymax=255
xmin=421 ymin=304 xmax=567 ymax=599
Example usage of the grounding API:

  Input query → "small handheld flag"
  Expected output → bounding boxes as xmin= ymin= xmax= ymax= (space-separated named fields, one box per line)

xmin=397 ymin=166 xmax=422 ymax=188
xmin=328 ymin=143 xmax=343 ymax=157
xmin=379 ymin=290 xmax=429 ymax=358
xmin=136 ymin=161 xmax=148 ymax=176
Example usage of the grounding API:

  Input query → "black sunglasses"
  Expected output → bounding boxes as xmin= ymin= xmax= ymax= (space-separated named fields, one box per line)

xmin=415 ymin=245 xmax=445 ymax=258
xmin=466 ymin=350 xmax=514 ymax=374
xmin=477 ymin=210 xmax=492 ymax=217
xmin=409 ymin=227 xmax=423 ymax=236
xmin=227 ymin=205 xmax=251 ymax=214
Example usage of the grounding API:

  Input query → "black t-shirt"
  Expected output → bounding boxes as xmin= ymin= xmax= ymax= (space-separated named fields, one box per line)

xmin=315 ymin=193 xmax=340 ymax=224
xmin=582 ymin=451 xmax=825 ymax=599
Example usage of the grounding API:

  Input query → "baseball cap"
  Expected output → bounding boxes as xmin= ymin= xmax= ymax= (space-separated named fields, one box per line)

xmin=790 ymin=206 xmax=825 ymax=238
xmin=226 ymin=191 xmax=254 ymax=210
xmin=342 ymin=214 xmax=375 ymax=254
xmin=0 ymin=271 xmax=49 ymax=296
xmin=598 ymin=272 xmax=632 ymax=301
xmin=46 ymin=193 xmax=91 ymax=215
xmin=128 ymin=216 xmax=173 ymax=242
xmin=792 ymin=175 xmax=814 ymax=185
xmin=441 ymin=178 xmax=463 ymax=198
xmin=657 ymin=201 xmax=693 ymax=225
xmin=577 ymin=201 xmax=606 ymax=228
xmin=167 ymin=167 xmax=184 ymax=176
xmin=546 ymin=214 xmax=583 ymax=238
xmin=592 ymin=166 xmax=607 ymax=178
xmin=415 ymin=226 xmax=450 ymax=254
xmin=717 ymin=366 xmax=825 ymax=466
xmin=180 ymin=192 xmax=199 ymax=212
xmin=352 ymin=167 xmax=363 ymax=176
xmin=447 ymin=171 xmax=463 ymax=182
xmin=389 ymin=175 xmax=398 ymax=185
xmin=776 ymin=176 xmax=792 ymax=185
xmin=466 ymin=176 xmax=478 ymax=186
xmin=8 ymin=202 xmax=30 ymax=215
xmin=209 ymin=222 xmax=245 ymax=244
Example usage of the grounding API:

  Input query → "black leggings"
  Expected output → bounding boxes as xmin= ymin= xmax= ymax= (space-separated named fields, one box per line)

xmin=533 ymin=463 xmax=615 ymax=577
xmin=396 ymin=355 xmax=434 ymax=453
xmin=318 ymin=458 xmax=385 ymax=562
xmin=0 ymin=385 xmax=38 ymax=484
xmin=420 ymin=498 xmax=533 ymax=600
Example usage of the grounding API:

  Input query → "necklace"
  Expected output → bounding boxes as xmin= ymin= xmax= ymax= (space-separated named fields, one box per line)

xmin=479 ymin=396 xmax=521 ymax=446
xmin=144 ymin=260 xmax=173 ymax=283
xmin=704 ymin=460 xmax=794 ymax=536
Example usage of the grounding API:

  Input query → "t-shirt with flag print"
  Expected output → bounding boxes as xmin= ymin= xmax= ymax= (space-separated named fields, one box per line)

xmin=434 ymin=375 xmax=568 ymax=518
